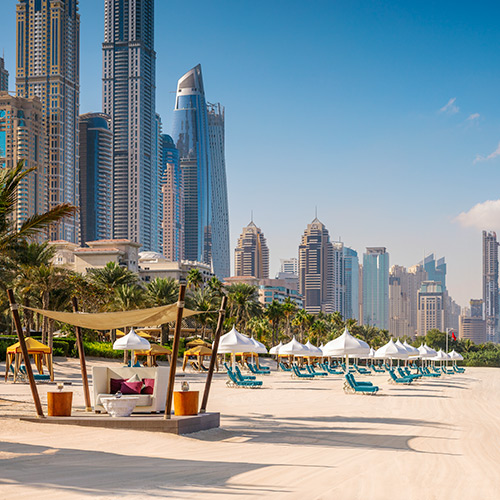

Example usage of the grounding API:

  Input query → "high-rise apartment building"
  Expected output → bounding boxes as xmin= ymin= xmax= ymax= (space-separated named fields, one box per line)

xmin=482 ymin=230 xmax=499 ymax=342
xmin=159 ymin=134 xmax=184 ymax=261
xmin=419 ymin=254 xmax=446 ymax=289
xmin=459 ymin=299 xmax=486 ymax=344
xmin=103 ymin=0 xmax=157 ymax=250
xmin=298 ymin=218 xmax=335 ymax=314
xmin=171 ymin=65 xmax=211 ymax=265
xmin=344 ymin=247 xmax=359 ymax=321
xmin=389 ymin=265 xmax=412 ymax=337
xmin=362 ymin=247 xmax=389 ymax=329
xmin=207 ymin=102 xmax=230 ymax=279
xmin=332 ymin=241 xmax=345 ymax=317
xmin=0 ymin=92 xmax=46 ymax=229
xmin=280 ymin=258 xmax=299 ymax=276
xmin=78 ymin=113 xmax=112 ymax=243
xmin=234 ymin=221 xmax=269 ymax=278
xmin=417 ymin=281 xmax=445 ymax=336
xmin=16 ymin=0 xmax=80 ymax=242
xmin=0 ymin=57 xmax=9 ymax=91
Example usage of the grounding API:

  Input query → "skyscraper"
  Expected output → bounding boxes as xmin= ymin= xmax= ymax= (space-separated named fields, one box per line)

xmin=362 ymin=247 xmax=389 ymax=329
xmin=16 ymin=0 xmax=80 ymax=242
xmin=389 ymin=265 xmax=411 ymax=337
xmin=417 ymin=281 xmax=445 ymax=336
xmin=482 ymin=230 xmax=499 ymax=342
xmin=234 ymin=221 xmax=269 ymax=278
xmin=78 ymin=113 xmax=112 ymax=243
xmin=103 ymin=0 xmax=157 ymax=250
xmin=159 ymin=134 xmax=184 ymax=261
xmin=171 ymin=65 xmax=211 ymax=264
xmin=0 ymin=57 xmax=9 ymax=92
xmin=419 ymin=254 xmax=446 ymax=289
xmin=298 ymin=218 xmax=335 ymax=314
xmin=344 ymin=247 xmax=359 ymax=321
xmin=332 ymin=241 xmax=345 ymax=317
xmin=280 ymin=258 xmax=299 ymax=275
xmin=0 ymin=92 xmax=46 ymax=229
xmin=207 ymin=102 xmax=230 ymax=278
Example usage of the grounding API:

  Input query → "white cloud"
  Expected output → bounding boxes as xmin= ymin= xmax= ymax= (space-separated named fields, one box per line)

xmin=473 ymin=141 xmax=500 ymax=164
xmin=467 ymin=113 xmax=480 ymax=121
xmin=439 ymin=97 xmax=459 ymax=114
xmin=455 ymin=199 xmax=500 ymax=230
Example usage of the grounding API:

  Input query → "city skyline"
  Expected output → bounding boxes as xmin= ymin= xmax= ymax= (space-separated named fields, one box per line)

xmin=2 ymin=1 xmax=500 ymax=304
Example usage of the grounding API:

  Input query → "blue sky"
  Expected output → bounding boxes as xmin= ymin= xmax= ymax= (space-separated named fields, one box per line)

xmin=3 ymin=0 xmax=500 ymax=305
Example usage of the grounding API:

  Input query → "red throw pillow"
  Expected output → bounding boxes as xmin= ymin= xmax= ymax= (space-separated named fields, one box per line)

xmin=121 ymin=381 xmax=143 ymax=394
xmin=141 ymin=378 xmax=155 ymax=394
xmin=110 ymin=378 xmax=125 ymax=394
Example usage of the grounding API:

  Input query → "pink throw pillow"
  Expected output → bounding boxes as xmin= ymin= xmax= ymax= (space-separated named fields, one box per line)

xmin=141 ymin=378 xmax=155 ymax=394
xmin=121 ymin=381 xmax=143 ymax=394
xmin=110 ymin=378 xmax=125 ymax=394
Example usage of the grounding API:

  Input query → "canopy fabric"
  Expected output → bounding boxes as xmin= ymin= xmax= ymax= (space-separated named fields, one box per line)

xmin=375 ymin=339 xmax=408 ymax=359
xmin=424 ymin=344 xmax=437 ymax=357
xmin=116 ymin=329 xmax=153 ymax=339
xmin=433 ymin=349 xmax=450 ymax=360
xmin=305 ymin=340 xmax=322 ymax=356
xmin=417 ymin=344 xmax=435 ymax=358
xmin=395 ymin=339 xmax=413 ymax=357
xmin=403 ymin=341 xmax=420 ymax=357
xmin=186 ymin=338 xmax=212 ymax=348
xmin=269 ymin=341 xmax=283 ymax=355
xmin=23 ymin=303 xmax=200 ymax=330
xmin=279 ymin=336 xmax=309 ymax=356
xmin=135 ymin=344 xmax=172 ymax=356
xmin=184 ymin=345 xmax=213 ymax=356
xmin=449 ymin=350 xmax=464 ymax=361
xmin=7 ymin=337 xmax=51 ymax=354
xmin=218 ymin=326 xmax=256 ymax=353
xmin=249 ymin=336 xmax=268 ymax=354
xmin=322 ymin=328 xmax=370 ymax=357
xmin=113 ymin=328 xmax=151 ymax=350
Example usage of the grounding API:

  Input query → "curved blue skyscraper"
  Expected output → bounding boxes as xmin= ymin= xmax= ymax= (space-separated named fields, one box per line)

xmin=171 ymin=65 xmax=212 ymax=266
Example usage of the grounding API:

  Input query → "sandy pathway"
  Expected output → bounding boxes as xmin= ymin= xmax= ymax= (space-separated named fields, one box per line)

xmin=0 ymin=359 xmax=498 ymax=499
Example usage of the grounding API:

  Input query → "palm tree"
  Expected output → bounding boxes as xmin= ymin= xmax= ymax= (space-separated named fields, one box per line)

xmin=113 ymin=284 xmax=146 ymax=311
xmin=207 ymin=276 xmax=224 ymax=296
xmin=282 ymin=298 xmax=297 ymax=339
xmin=226 ymin=283 xmax=262 ymax=332
xmin=247 ymin=316 xmax=272 ymax=344
xmin=146 ymin=278 xmax=180 ymax=343
xmin=187 ymin=288 xmax=218 ymax=339
xmin=309 ymin=319 xmax=328 ymax=344
xmin=265 ymin=300 xmax=284 ymax=345
xmin=187 ymin=268 xmax=204 ymax=290
xmin=87 ymin=262 xmax=138 ymax=296
xmin=292 ymin=308 xmax=314 ymax=343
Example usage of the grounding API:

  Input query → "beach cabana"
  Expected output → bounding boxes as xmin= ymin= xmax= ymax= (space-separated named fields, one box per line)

xmin=322 ymin=328 xmax=370 ymax=371
xmin=5 ymin=337 xmax=54 ymax=382
xmin=134 ymin=344 xmax=172 ymax=367
xmin=186 ymin=338 xmax=212 ymax=349
xmin=182 ymin=345 xmax=217 ymax=372
xmin=116 ymin=328 xmax=153 ymax=339
xmin=218 ymin=326 xmax=257 ymax=368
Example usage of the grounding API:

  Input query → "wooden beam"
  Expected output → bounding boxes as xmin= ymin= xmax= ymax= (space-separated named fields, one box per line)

xmin=7 ymin=289 xmax=44 ymax=418
xmin=72 ymin=297 xmax=92 ymax=411
xmin=200 ymin=295 xmax=227 ymax=413
xmin=164 ymin=284 xmax=186 ymax=419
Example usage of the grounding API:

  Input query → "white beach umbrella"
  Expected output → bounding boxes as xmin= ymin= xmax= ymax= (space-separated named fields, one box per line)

xmin=305 ymin=340 xmax=323 ymax=357
xmin=269 ymin=341 xmax=283 ymax=355
xmin=218 ymin=326 xmax=257 ymax=369
xmin=249 ymin=336 xmax=268 ymax=354
xmin=449 ymin=350 xmax=463 ymax=361
xmin=374 ymin=339 xmax=408 ymax=362
xmin=433 ymin=349 xmax=450 ymax=361
xmin=403 ymin=341 xmax=420 ymax=357
xmin=279 ymin=336 xmax=310 ymax=356
xmin=417 ymin=344 xmax=434 ymax=358
xmin=113 ymin=327 xmax=151 ymax=365
xmin=322 ymin=328 xmax=369 ymax=371
xmin=424 ymin=344 xmax=437 ymax=357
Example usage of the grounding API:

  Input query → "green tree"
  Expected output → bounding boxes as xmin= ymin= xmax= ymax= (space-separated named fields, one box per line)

xmin=113 ymin=284 xmax=146 ymax=311
xmin=265 ymin=300 xmax=284 ymax=345
xmin=87 ymin=262 xmax=138 ymax=297
xmin=292 ymin=308 xmax=314 ymax=343
xmin=187 ymin=268 xmax=204 ymax=290
xmin=146 ymin=277 xmax=180 ymax=343
xmin=187 ymin=288 xmax=218 ymax=339
xmin=282 ymin=298 xmax=297 ymax=338
xmin=226 ymin=283 xmax=262 ymax=332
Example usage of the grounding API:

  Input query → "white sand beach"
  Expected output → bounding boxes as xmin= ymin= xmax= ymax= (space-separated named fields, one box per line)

xmin=1 ymin=359 xmax=500 ymax=499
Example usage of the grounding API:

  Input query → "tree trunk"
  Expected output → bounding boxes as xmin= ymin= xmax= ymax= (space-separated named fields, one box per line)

xmin=48 ymin=319 xmax=55 ymax=349
xmin=41 ymin=291 xmax=49 ymax=345
xmin=160 ymin=323 xmax=168 ymax=345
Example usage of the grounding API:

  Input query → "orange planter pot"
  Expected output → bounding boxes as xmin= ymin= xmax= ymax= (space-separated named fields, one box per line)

xmin=173 ymin=391 xmax=199 ymax=416
xmin=47 ymin=392 xmax=73 ymax=417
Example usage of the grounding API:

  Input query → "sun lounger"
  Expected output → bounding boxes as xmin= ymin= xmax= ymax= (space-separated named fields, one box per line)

xmin=320 ymin=363 xmax=343 ymax=375
xmin=442 ymin=366 xmax=455 ymax=375
xmin=234 ymin=365 xmax=256 ymax=380
xmin=422 ymin=366 xmax=440 ymax=377
xmin=226 ymin=369 xmax=262 ymax=388
xmin=371 ymin=364 xmax=385 ymax=373
xmin=399 ymin=367 xmax=420 ymax=381
xmin=292 ymin=364 xmax=314 ymax=379
xmin=279 ymin=362 xmax=292 ymax=372
xmin=306 ymin=365 xmax=328 ymax=376
xmin=341 ymin=363 xmax=356 ymax=373
xmin=353 ymin=363 xmax=370 ymax=374
xmin=388 ymin=369 xmax=413 ymax=384
xmin=453 ymin=365 xmax=465 ymax=373
xmin=248 ymin=362 xmax=270 ymax=375
xmin=343 ymin=373 xmax=379 ymax=394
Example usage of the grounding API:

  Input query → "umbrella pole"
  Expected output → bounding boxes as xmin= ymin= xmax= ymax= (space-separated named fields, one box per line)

xmin=72 ymin=297 xmax=92 ymax=412
xmin=164 ymin=284 xmax=186 ymax=420
xmin=7 ymin=290 xmax=44 ymax=418
xmin=200 ymin=296 xmax=227 ymax=413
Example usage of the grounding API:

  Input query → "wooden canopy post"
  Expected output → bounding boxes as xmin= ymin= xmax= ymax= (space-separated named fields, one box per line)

xmin=164 ymin=284 xmax=186 ymax=419
xmin=200 ymin=295 xmax=227 ymax=413
xmin=72 ymin=297 xmax=92 ymax=411
xmin=7 ymin=289 xmax=44 ymax=418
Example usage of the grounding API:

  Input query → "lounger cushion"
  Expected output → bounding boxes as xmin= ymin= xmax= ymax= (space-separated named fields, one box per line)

xmin=141 ymin=378 xmax=155 ymax=394
xmin=126 ymin=374 xmax=142 ymax=383
xmin=121 ymin=380 xmax=143 ymax=394
xmin=110 ymin=378 xmax=125 ymax=393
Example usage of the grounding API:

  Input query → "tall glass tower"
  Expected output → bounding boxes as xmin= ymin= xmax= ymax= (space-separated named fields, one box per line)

xmin=79 ymin=113 xmax=112 ymax=243
xmin=344 ymin=247 xmax=359 ymax=321
xmin=16 ymin=0 xmax=80 ymax=243
xmin=207 ymin=102 xmax=230 ymax=278
xmin=103 ymin=0 xmax=157 ymax=250
xmin=171 ymin=65 xmax=211 ymax=264
xmin=362 ymin=247 xmax=389 ymax=329
xmin=483 ymin=231 xmax=499 ymax=342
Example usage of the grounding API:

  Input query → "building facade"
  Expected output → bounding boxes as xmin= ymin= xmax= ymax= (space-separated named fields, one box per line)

xmin=78 ymin=113 xmax=112 ymax=243
xmin=362 ymin=247 xmax=389 ymax=329
xmin=482 ymin=230 xmax=499 ymax=342
xmin=280 ymin=257 xmax=299 ymax=275
xmin=417 ymin=281 xmax=445 ymax=336
xmin=159 ymin=134 xmax=184 ymax=261
xmin=0 ymin=92 xmax=46 ymax=229
xmin=171 ymin=65 xmax=211 ymax=265
xmin=389 ymin=265 xmax=412 ymax=337
xmin=343 ymin=247 xmax=359 ymax=321
xmin=103 ymin=0 xmax=158 ymax=250
xmin=16 ymin=0 xmax=80 ymax=242
xmin=332 ymin=241 xmax=345 ymax=317
xmin=0 ymin=57 xmax=9 ymax=91
xmin=234 ymin=221 xmax=269 ymax=278
xmin=298 ymin=218 xmax=335 ymax=314
xmin=207 ymin=102 xmax=230 ymax=279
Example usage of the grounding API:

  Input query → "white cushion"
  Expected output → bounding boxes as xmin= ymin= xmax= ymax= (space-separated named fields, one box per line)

xmin=97 ymin=393 xmax=152 ymax=407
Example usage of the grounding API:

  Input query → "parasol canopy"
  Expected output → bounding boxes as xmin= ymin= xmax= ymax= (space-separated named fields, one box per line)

xmin=374 ymin=339 xmax=408 ymax=359
xmin=304 ymin=340 xmax=322 ymax=356
xmin=113 ymin=327 xmax=151 ymax=351
xmin=249 ymin=336 xmax=268 ymax=354
xmin=403 ymin=341 xmax=420 ymax=357
xmin=322 ymin=328 xmax=370 ymax=357
xmin=279 ymin=336 xmax=310 ymax=356
xmin=269 ymin=341 xmax=283 ymax=355
xmin=218 ymin=326 xmax=257 ymax=353
xmin=449 ymin=350 xmax=464 ymax=361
